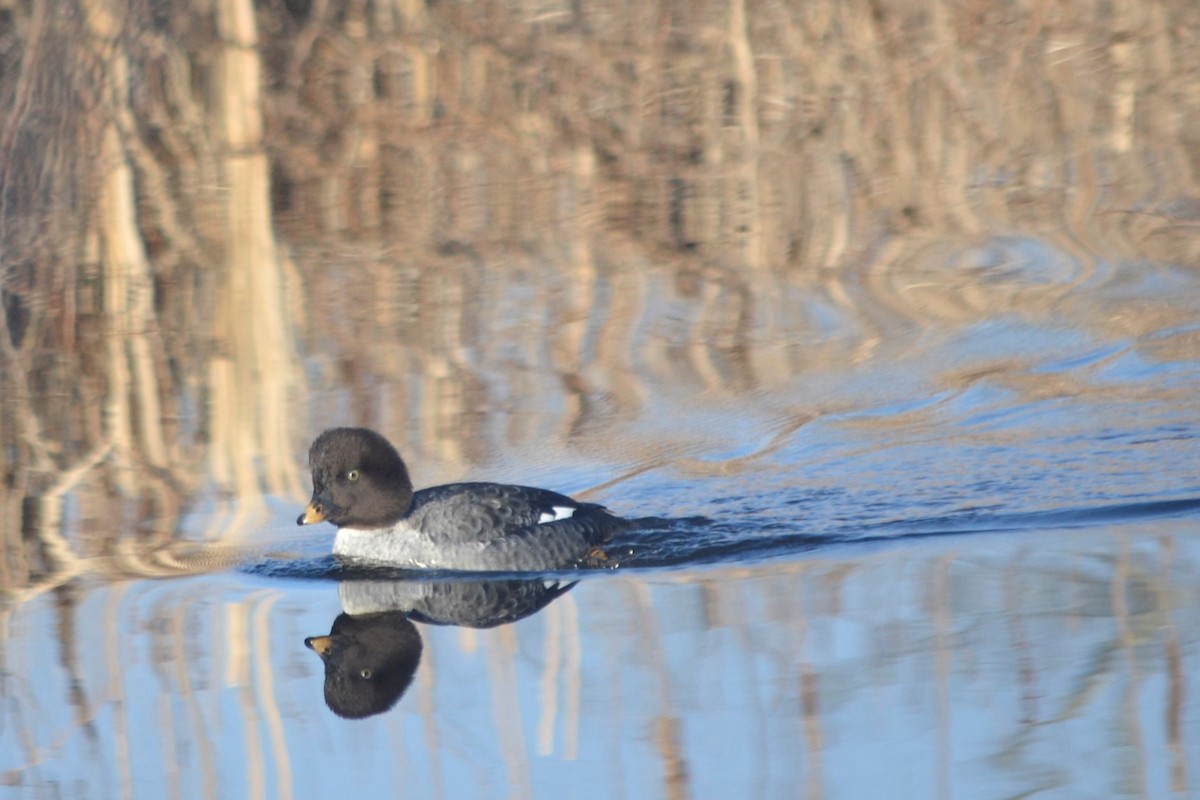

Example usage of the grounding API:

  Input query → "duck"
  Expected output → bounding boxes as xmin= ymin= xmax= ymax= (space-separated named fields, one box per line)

xmin=297 ymin=427 xmax=628 ymax=570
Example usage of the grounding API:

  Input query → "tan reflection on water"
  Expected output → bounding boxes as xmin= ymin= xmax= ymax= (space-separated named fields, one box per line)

xmin=0 ymin=1 xmax=1197 ymax=594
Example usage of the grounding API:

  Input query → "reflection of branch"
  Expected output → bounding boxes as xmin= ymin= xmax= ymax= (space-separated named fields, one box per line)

xmin=36 ymin=442 xmax=113 ymax=572
xmin=0 ymin=294 xmax=54 ymax=473
xmin=576 ymin=411 xmax=819 ymax=500
xmin=0 ymin=214 xmax=54 ymax=476
xmin=2 ymin=443 xmax=114 ymax=608
xmin=6 ymin=531 xmax=267 ymax=612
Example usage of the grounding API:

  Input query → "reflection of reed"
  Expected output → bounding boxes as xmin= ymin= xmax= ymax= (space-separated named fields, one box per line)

xmin=1154 ymin=538 xmax=1188 ymax=793
xmin=1112 ymin=540 xmax=1149 ymax=798
xmin=631 ymin=581 xmax=690 ymax=800
xmin=487 ymin=625 xmax=532 ymax=797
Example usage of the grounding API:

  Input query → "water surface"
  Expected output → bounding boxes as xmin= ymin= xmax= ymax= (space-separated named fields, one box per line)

xmin=6 ymin=521 xmax=1200 ymax=798
xmin=3 ymin=1 xmax=1200 ymax=797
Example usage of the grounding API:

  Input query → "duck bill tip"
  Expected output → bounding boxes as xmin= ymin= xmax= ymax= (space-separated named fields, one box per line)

xmin=305 ymin=635 xmax=334 ymax=656
xmin=298 ymin=502 xmax=326 ymax=525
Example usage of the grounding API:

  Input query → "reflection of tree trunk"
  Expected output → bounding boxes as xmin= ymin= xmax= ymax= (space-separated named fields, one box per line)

xmin=80 ymin=0 xmax=169 ymax=493
xmin=208 ymin=0 xmax=302 ymax=506
xmin=728 ymin=0 xmax=763 ymax=273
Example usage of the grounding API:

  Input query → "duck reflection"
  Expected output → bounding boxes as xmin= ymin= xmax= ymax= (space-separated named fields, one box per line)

xmin=305 ymin=578 xmax=574 ymax=719
xmin=304 ymin=611 xmax=422 ymax=720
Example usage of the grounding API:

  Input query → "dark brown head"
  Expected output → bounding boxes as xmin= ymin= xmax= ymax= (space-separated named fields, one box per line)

xmin=297 ymin=428 xmax=414 ymax=528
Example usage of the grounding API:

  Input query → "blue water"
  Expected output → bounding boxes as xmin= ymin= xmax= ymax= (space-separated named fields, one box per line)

xmin=5 ymin=239 xmax=1200 ymax=799
xmin=7 ymin=519 xmax=1200 ymax=799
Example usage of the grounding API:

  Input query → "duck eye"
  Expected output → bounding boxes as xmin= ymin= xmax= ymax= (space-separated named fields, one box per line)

xmin=360 ymin=668 xmax=372 ymax=679
xmin=346 ymin=469 xmax=360 ymax=482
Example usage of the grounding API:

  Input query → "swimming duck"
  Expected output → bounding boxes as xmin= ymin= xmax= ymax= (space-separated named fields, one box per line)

xmin=297 ymin=427 xmax=627 ymax=570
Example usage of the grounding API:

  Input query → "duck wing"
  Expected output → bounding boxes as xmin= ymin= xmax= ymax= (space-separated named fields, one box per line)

xmin=407 ymin=482 xmax=615 ymax=546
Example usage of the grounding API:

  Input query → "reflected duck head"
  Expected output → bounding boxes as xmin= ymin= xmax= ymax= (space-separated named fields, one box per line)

xmin=305 ymin=611 xmax=423 ymax=719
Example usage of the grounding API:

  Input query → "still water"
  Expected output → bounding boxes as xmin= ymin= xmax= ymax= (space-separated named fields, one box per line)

xmin=3 ymin=1 xmax=1200 ymax=798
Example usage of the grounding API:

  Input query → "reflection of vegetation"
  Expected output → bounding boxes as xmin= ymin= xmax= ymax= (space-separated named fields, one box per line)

xmin=1 ymin=1 xmax=1198 ymax=590
xmin=1 ymin=0 xmax=299 ymax=591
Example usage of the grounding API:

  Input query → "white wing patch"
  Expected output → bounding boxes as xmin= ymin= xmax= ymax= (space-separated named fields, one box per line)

xmin=538 ymin=505 xmax=576 ymax=524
